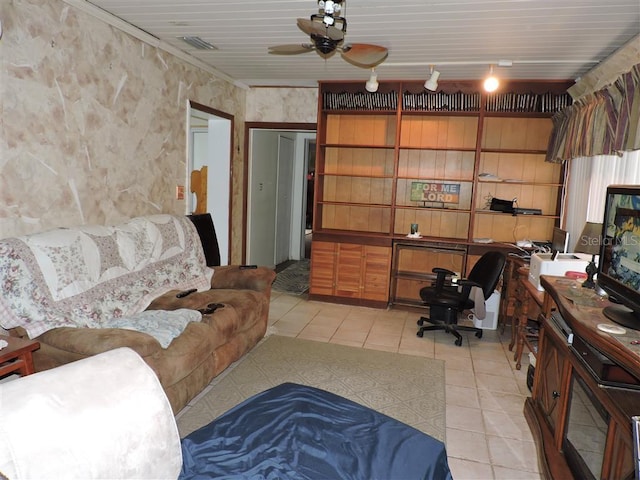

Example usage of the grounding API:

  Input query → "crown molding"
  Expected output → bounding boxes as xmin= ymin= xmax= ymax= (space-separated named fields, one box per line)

xmin=61 ymin=0 xmax=249 ymax=90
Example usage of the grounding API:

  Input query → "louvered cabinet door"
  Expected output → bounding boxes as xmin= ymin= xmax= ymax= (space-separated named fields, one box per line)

xmin=361 ymin=245 xmax=391 ymax=302
xmin=334 ymin=243 xmax=364 ymax=298
xmin=309 ymin=241 xmax=337 ymax=296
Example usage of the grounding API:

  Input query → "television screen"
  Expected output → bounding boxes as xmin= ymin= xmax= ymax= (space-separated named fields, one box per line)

xmin=597 ymin=185 xmax=640 ymax=330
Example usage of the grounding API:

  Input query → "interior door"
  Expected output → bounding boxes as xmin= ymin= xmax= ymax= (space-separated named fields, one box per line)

xmin=248 ymin=131 xmax=278 ymax=267
xmin=275 ymin=135 xmax=294 ymax=265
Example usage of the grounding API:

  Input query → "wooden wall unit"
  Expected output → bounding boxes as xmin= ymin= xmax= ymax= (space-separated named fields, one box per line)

xmin=310 ymin=80 xmax=572 ymax=306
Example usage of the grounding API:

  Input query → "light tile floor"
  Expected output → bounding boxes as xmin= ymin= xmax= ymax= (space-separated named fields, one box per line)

xmin=269 ymin=290 xmax=541 ymax=480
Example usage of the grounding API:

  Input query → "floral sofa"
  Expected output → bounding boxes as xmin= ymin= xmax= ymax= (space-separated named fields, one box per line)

xmin=0 ymin=214 xmax=276 ymax=412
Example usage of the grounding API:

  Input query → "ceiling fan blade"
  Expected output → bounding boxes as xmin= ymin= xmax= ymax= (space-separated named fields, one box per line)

xmin=297 ymin=18 xmax=344 ymax=41
xmin=268 ymin=44 xmax=314 ymax=55
xmin=341 ymin=43 xmax=389 ymax=68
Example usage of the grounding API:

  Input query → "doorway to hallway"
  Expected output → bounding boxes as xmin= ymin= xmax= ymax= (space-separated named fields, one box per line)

xmin=244 ymin=123 xmax=316 ymax=269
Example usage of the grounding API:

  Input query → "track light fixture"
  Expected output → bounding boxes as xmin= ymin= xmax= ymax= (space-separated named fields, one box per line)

xmin=365 ymin=68 xmax=379 ymax=92
xmin=424 ymin=65 xmax=440 ymax=92
xmin=483 ymin=65 xmax=499 ymax=92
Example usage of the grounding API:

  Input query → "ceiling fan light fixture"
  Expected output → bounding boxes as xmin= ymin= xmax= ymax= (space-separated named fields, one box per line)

xmin=424 ymin=66 xmax=440 ymax=91
xmin=483 ymin=65 xmax=499 ymax=92
xmin=365 ymin=69 xmax=379 ymax=92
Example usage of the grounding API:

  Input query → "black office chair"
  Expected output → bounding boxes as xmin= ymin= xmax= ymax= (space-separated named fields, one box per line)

xmin=417 ymin=251 xmax=506 ymax=346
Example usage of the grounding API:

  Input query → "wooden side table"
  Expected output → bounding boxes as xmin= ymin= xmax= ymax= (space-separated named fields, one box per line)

xmin=0 ymin=335 xmax=40 ymax=377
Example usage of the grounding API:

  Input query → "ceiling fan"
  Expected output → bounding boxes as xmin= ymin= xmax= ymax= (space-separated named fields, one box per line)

xmin=268 ymin=0 xmax=388 ymax=69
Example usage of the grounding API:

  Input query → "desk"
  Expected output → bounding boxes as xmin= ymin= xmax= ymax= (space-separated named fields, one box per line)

xmin=498 ymin=255 xmax=528 ymax=335
xmin=524 ymin=275 xmax=640 ymax=480
xmin=513 ymin=267 xmax=546 ymax=370
xmin=0 ymin=335 xmax=40 ymax=377
xmin=390 ymin=240 xmax=466 ymax=307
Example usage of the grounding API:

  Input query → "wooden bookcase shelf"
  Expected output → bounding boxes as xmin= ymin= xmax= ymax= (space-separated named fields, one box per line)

xmin=310 ymin=79 xmax=572 ymax=306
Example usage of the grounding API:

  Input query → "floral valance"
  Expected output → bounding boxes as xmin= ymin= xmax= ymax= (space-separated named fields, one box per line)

xmin=546 ymin=64 xmax=640 ymax=163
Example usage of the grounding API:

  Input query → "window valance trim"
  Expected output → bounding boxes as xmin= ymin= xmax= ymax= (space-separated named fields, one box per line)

xmin=547 ymin=64 xmax=640 ymax=163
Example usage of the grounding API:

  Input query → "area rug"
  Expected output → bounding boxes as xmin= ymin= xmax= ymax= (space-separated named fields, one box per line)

xmin=176 ymin=335 xmax=446 ymax=442
xmin=272 ymin=259 xmax=310 ymax=295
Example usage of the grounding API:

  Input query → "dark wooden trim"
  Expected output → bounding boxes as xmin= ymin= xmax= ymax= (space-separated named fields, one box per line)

xmin=189 ymin=101 xmax=234 ymax=264
xmin=311 ymin=231 xmax=393 ymax=246
xmin=525 ymin=398 xmax=574 ymax=480
xmin=242 ymin=122 xmax=316 ymax=263
xmin=307 ymin=293 xmax=388 ymax=309
xmin=190 ymin=101 xmax=234 ymax=121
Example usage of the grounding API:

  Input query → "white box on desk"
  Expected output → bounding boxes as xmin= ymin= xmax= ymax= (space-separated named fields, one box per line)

xmin=528 ymin=252 xmax=593 ymax=291
xmin=473 ymin=290 xmax=500 ymax=330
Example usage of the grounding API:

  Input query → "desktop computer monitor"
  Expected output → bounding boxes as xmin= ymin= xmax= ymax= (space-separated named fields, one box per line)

xmin=552 ymin=227 xmax=570 ymax=255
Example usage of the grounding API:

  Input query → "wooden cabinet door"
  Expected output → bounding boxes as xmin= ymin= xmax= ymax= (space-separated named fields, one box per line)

xmin=335 ymin=243 xmax=364 ymax=298
xmin=535 ymin=326 xmax=569 ymax=445
xmin=310 ymin=241 xmax=337 ymax=296
xmin=605 ymin=421 xmax=635 ymax=480
xmin=362 ymin=246 xmax=391 ymax=301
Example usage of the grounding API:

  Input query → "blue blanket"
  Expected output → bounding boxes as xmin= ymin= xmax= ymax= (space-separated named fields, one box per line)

xmin=180 ymin=383 xmax=452 ymax=480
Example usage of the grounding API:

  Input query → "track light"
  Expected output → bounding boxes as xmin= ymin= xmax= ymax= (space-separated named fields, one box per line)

xmin=424 ymin=65 xmax=440 ymax=92
xmin=365 ymin=69 xmax=379 ymax=92
xmin=483 ymin=65 xmax=499 ymax=92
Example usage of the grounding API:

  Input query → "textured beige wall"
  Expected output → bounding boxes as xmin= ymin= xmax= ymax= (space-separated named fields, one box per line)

xmin=0 ymin=1 xmax=320 ymax=263
xmin=246 ymin=87 xmax=318 ymax=123
xmin=0 ymin=0 xmax=249 ymax=261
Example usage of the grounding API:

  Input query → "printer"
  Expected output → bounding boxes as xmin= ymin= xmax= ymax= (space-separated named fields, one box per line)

xmin=528 ymin=252 xmax=593 ymax=291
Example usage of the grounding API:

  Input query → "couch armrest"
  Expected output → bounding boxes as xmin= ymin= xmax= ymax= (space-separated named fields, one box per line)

xmin=0 ymin=348 xmax=182 ymax=480
xmin=211 ymin=265 xmax=276 ymax=292
xmin=36 ymin=327 xmax=162 ymax=358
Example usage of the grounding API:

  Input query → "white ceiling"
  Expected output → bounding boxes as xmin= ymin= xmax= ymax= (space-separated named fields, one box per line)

xmin=83 ymin=0 xmax=640 ymax=88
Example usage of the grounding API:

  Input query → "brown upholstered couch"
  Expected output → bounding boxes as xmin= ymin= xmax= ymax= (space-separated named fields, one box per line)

xmin=0 ymin=214 xmax=275 ymax=413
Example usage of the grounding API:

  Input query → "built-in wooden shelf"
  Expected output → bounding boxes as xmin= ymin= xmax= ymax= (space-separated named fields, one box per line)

xmin=311 ymin=79 xmax=572 ymax=306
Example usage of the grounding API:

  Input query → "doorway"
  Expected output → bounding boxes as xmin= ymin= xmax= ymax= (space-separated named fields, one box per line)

xmin=244 ymin=123 xmax=316 ymax=268
xmin=187 ymin=101 xmax=233 ymax=265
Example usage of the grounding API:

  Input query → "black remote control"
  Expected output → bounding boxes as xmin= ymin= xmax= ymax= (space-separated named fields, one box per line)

xmin=239 ymin=265 xmax=258 ymax=269
xmin=176 ymin=288 xmax=197 ymax=298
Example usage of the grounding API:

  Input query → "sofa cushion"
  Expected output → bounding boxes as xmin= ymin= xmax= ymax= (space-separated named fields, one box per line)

xmin=147 ymin=289 xmax=266 ymax=347
xmin=109 ymin=309 xmax=202 ymax=348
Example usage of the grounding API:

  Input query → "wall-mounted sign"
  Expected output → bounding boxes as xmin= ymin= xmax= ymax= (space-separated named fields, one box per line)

xmin=410 ymin=182 xmax=460 ymax=204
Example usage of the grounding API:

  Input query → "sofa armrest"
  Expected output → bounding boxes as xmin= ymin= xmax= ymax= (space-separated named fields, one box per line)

xmin=37 ymin=327 xmax=162 ymax=356
xmin=211 ymin=265 xmax=276 ymax=292
xmin=0 ymin=348 xmax=182 ymax=480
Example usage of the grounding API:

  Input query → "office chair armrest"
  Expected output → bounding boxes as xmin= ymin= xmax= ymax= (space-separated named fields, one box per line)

xmin=431 ymin=267 xmax=455 ymax=291
xmin=457 ymin=278 xmax=482 ymax=298
xmin=432 ymin=267 xmax=455 ymax=276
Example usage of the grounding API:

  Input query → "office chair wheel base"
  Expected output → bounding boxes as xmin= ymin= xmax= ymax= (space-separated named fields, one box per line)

xmin=454 ymin=338 xmax=462 ymax=347
xmin=475 ymin=330 xmax=483 ymax=339
xmin=417 ymin=318 xmax=424 ymax=326
xmin=416 ymin=330 xmax=424 ymax=338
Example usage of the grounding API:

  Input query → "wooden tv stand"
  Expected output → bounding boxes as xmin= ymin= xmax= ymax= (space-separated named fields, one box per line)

xmin=525 ymin=275 xmax=640 ymax=480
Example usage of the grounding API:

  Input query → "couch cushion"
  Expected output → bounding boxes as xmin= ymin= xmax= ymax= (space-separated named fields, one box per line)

xmin=108 ymin=309 xmax=202 ymax=348
xmin=146 ymin=289 xmax=265 ymax=346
